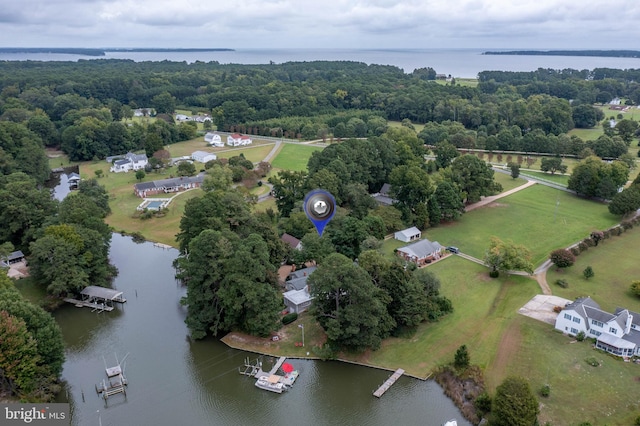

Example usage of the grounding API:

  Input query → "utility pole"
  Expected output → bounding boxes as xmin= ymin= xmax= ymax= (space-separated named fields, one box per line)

xmin=298 ymin=324 xmax=304 ymax=347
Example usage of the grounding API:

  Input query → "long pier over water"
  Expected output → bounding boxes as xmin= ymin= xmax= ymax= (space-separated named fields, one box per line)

xmin=373 ymin=368 xmax=404 ymax=398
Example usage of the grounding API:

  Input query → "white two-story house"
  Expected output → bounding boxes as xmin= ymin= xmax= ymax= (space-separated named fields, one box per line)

xmin=110 ymin=152 xmax=148 ymax=173
xmin=227 ymin=133 xmax=252 ymax=147
xmin=555 ymin=296 xmax=640 ymax=357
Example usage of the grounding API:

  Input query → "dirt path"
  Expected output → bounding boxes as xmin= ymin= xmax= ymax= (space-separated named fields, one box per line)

xmin=465 ymin=180 xmax=537 ymax=212
xmin=489 ymin=320 xmax=522 ymax=387
xmin=533 ymin=260 xmax=553 ymax=295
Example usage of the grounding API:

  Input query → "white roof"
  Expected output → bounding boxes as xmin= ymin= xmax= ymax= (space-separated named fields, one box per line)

xmin=283 ymin=287 xmax=312 ymax=305
xmin=396 ymin=227 xmax=421 ymax=238
xmin=80 ymin=285 xmax=123 ymax=300
xmin=598 ymin=333 xmax=636 ymax=349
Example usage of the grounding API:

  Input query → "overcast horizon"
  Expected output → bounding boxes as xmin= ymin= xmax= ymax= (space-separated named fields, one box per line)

xmin=1 ymin=0 xmax=640 ymax=50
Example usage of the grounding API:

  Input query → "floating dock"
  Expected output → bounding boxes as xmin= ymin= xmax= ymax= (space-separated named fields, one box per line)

xmin=239 ymin=356 xmax=299 ymax=393
xmin=373 ymin=368 xmax=404 ymax=398
xmin=95 ymin=354 xmax=129 ymax=405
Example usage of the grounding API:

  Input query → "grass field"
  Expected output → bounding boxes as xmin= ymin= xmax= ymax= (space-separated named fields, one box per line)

xmin=546 ymin=226 xmax=640 ymax=313
xmin=423 ymin=184 xmax=619 ymax=266
xmin=520 ymin=170 xmax=570 ymax=186
xmin=387 ymin=120 xmax=425 ymax=134
xmin=271 ymin=144 xmax=323 ymax=171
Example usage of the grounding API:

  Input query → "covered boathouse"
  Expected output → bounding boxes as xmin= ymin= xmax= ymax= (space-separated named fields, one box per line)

xmin=64 ymin=286 xmax=126 ymax=312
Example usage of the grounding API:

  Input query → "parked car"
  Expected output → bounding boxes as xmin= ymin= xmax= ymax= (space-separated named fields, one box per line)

xmin=446 ymin=246 xmax=460 ymax=254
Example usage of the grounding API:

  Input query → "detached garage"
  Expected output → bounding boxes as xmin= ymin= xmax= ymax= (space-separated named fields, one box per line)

xmin=191 ymin=151 xmax=217 ymax=164
xmin=394 ymin=226 xmax=422 ymax=242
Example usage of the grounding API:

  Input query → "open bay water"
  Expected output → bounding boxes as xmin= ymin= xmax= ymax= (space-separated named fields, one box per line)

xmin=2 ymin=48 xmax=640 ymax=77
xmin=53 ymin=234 xmax=471 ymax=426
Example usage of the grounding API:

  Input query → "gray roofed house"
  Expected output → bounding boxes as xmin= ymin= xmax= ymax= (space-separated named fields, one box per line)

xmin=287 ymin=266 xmax=316 ymax=281
xmin=110 ymin=152 xmax=148 ymax=173
xmin=281 ymin=233 xmax=302 ymax=251
xmin=371 ymin=183 xmax=397 ymax=206
xmin=133 ymin=174 xmax=205 ymax=198
xmin=396 ymin=239 xmax=443 ymax=266
xmin=286 ymin=277 xmax=309 ymax=291
xmin=555 ymin=296 xmax=640 ymax=357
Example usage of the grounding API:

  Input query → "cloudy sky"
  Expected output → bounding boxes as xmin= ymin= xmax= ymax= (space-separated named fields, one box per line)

xmin=2 ymin=0 xmax=640 ymax=49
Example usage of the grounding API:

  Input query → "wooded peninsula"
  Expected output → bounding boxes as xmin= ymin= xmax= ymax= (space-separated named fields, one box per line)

xmin=484 ymin=49 xmax=640 ymax=58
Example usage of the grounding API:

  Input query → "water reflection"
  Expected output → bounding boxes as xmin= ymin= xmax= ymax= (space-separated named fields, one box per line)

xmin=48 ymin=172 xmax=71 ymax=201
xmin=54 ymin=234 xmax=470 ymax=426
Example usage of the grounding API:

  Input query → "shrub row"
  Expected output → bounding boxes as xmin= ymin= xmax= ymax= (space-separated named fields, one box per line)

xmin=568 ymin=216 xmax=640 ymax=257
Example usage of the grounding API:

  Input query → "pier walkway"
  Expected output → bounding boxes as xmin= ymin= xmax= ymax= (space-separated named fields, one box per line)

xmin=373 ymin=368 xmax=404 ymax=398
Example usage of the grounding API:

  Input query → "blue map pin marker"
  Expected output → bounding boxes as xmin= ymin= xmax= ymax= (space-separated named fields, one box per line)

xmin=303 ymin=189 xmax=336 ymax=237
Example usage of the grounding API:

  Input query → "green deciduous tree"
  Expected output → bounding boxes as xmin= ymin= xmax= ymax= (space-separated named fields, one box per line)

xmin=268 ymin=170 xmax=308 ymax=217
xmin=29 ymin=223 xmax=114 ymax=296
xmin=540 ymin=157 xmax=567 ymax=175
xmin=0 ymin=278 xmax=64 ymax=401
xmin=491 ymin=376 xmax=539 ymax=426
xmin=568 ymin=156 xmax=629 ymax=199
xmin=135 ymin=169 xmax=145 ymax=181
xmin=434 ymin=141 xmax=460 ymax=169
xmin=293 ymin=232 xmax=336 ymax=265
xmin=428 ymin=181 xmax=464 ymax=225
xmin=0 ymin=173 xmax=58 ymax=249
xmin=509 ymin=162 xmax=520 ymax=179
xmin=177 ymin=230 xmax=281 ymax=338
xmin=177 ymin=161 xmax=196 ymax=177
xmin=484 ymin=237 xmax=534 ymax=275
xmin=309 ymin=253 xmax=394 ymax=351
xmin=630 ymin=280 xmax=640 ymax=297
xmin=445 ymin=154 xmax=502 ymax=204
xmin=609 ymin=185 xmax=640 ymax=216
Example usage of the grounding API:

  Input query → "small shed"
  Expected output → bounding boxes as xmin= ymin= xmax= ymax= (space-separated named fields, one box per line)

xmin=4 ymin=250 xmax=25 ymax=265
xmin=394 ymin=226 xmax=422 ymax=242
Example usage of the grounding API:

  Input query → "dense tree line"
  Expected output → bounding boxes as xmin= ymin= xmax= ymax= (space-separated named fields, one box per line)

xmin=0 ymin=270 xmax=65 ymax=401
xmin=3 ymin=60 xmax=638 ymax=162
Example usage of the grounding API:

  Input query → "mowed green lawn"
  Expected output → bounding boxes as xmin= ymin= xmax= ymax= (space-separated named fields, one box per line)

xmin=271 ymin=143 xmax=323 ymax=171
xmin=520 ymin=170 xmax=570 ymax=186
xmin=78 ymin=160 xmax=202 ymax=246
xmin=547 ymin=226 xmax=640 ymax=313
xmin=424 ymin=184 xmax=619 ymax=266
xmin=351 ymin=257 xmax=538 ymax=378
xmin=365 ymin=228 xmax=640 ymax=425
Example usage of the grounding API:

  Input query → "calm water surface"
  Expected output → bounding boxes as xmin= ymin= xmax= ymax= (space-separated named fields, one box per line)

xmin=54 ymin=234 xmax=470 ymax=426
xmin=2 ymin=48 xmax=639 ymax=77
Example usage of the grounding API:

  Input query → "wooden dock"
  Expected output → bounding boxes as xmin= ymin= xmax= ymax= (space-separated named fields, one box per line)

xmin=373 ymin=368 xmax=404 ymax=398
xmin=269 ymin=356 xmax=287 ymax=375
xmin=63 ymin=298 xmax=114 ymax=312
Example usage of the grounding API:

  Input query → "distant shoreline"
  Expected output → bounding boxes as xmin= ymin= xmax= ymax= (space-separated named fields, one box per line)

xmin=483 ymin=50 xmax=640 ymax=58
xmin=0 ymin=47 xmax=235 ymax=57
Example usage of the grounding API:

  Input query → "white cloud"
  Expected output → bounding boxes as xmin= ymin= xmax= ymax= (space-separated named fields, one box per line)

xmin=2 ymin=0 xmax=640 ymax=48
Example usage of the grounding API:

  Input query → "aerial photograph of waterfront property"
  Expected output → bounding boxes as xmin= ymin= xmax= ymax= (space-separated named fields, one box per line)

xmin=2 ymin=1 xmax=640 ymax=425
